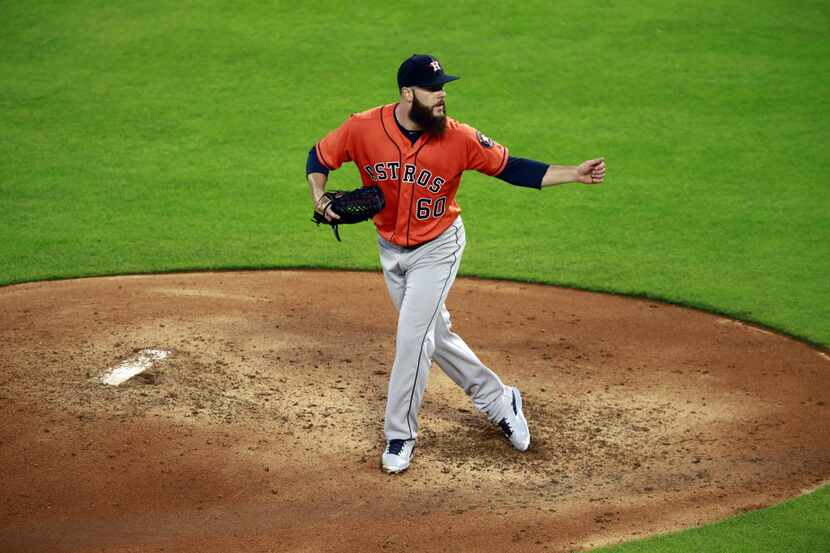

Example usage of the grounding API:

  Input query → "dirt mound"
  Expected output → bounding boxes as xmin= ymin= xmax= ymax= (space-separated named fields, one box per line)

xmin=1 ymin=270 xmax=827 ymax=552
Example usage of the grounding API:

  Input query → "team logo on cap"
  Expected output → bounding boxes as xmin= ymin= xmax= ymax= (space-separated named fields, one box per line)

xmin=476 ymin=130 xmax=494 ymax=148
xmin=430 ymin=60 xmax=442 ymax=72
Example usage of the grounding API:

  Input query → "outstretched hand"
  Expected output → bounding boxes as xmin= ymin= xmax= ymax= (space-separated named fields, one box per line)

xmin=576 ymin=158 xmax=606 ymax=184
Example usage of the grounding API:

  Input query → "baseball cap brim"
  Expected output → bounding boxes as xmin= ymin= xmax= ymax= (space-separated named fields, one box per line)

xmin=412 ymin=73 xmax=459 ymax=88
xmin=434 ymin=74 xmax=460 ymax=85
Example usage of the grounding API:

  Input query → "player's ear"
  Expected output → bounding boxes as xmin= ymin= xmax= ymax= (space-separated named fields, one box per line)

xmin=400 ymin=86 xmax=414 ymax=103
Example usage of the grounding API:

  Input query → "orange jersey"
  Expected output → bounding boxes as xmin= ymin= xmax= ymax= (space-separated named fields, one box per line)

xmin=315 ymin=103 xmax=508 ymax=247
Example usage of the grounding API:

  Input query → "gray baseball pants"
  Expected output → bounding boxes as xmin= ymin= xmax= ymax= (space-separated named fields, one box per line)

xmin=378 ymin=217 xmax=511 ymax=441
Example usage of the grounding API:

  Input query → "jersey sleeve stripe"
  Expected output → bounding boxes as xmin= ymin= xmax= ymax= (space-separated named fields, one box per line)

xmin=495 ymin=144 xmax=509 ymax=175
xmin=314 ymin=143 xmax=333 ymax=170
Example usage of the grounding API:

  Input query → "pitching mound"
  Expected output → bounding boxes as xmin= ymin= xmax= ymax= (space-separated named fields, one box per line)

xmin=1 ymin=270 xmax=828 ymax=552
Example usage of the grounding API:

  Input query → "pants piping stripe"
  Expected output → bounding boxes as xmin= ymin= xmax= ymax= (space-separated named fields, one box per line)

xmin=404 ymin=224 xmax=462 ymax=439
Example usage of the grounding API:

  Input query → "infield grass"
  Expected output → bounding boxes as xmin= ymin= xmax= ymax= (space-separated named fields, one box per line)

xmin=592 ymin=486 xmax=830 ymax=552
xmin=1 ymin=1 xmax=828 ymax=551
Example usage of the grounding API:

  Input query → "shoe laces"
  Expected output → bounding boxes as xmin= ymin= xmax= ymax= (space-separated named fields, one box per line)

xmin=387 ymin=439 xmax=406 ymax=456
xmin=498 ymin=418 xmax=513 ymax=437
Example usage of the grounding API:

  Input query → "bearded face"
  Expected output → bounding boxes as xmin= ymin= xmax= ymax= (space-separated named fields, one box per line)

xmin=409 ymin=91 xmax=447 ymax=137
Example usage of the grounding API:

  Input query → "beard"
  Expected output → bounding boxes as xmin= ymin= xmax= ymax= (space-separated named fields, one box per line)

xmin=410 ymin=94 xmax=447 ymax=137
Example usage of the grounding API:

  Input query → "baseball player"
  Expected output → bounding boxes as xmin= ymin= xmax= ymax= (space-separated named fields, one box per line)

xmin=306 ymin=54 xmax=606 ymax=474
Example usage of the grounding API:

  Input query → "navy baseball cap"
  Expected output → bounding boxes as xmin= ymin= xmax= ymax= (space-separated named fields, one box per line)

xmin=397 ymin=54 xmax=460 ymax=89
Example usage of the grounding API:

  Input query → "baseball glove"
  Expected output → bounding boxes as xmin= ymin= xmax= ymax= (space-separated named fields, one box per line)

xmin=313 ymin=185 xmax=385 ymax=242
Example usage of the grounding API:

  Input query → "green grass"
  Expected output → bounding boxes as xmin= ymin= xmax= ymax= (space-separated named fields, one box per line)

xmin=593 ymin=486 xmax=830 ymax=552
xmin=1 ymin=1 xmax=828 ymax=551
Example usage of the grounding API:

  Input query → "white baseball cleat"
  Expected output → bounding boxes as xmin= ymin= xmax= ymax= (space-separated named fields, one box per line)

xmin=381 ymin=439 xmax=416 ymax=474
xmin=497 ymin=386 xmax=531 ymax=451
